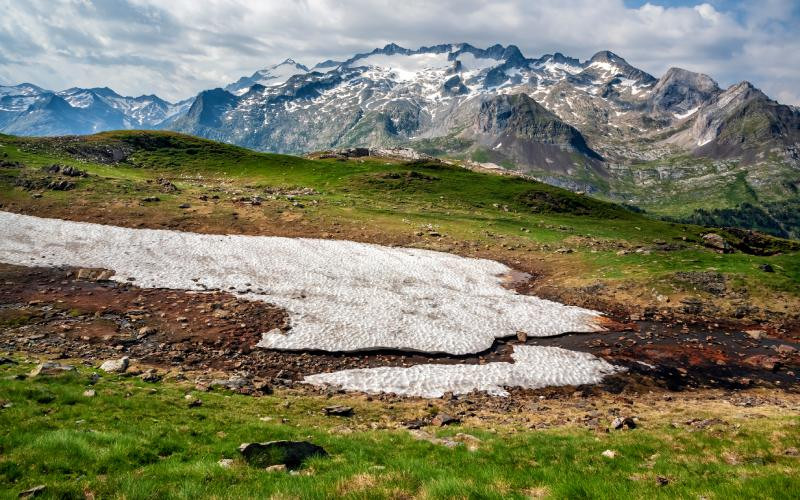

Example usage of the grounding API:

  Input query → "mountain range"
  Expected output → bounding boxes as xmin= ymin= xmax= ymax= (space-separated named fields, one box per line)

xmin=2 ymin=43 xmax=799 ymax=237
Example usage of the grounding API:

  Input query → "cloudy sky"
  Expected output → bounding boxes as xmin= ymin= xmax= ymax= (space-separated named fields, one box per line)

xmin=0 ymin=0 xmax=798 ymax=104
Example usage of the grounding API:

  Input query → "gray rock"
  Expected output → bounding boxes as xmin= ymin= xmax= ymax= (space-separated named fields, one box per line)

xmin=431 ymin=413 xmax=460 ymax=427
xmin=239 ymin=441 xmax=328 ymax=469
xmin=18 ymin=485 xmax=46 ymax=498
xmin=99 ymin=357 xmax=129 ymax=373
xmin=610 ymin=416 xmax=636 ymax=430
xmin=210 ymin=376 xmax=251 ymax=391
xmin=323 ymin=405 xmax=353 ymax=416
xmin=29 ymin=362 xmax=75 ymax=377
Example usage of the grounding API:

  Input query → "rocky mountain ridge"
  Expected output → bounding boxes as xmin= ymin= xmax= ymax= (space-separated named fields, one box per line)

xmin=2 ymin=43 xmax=799 ymax=236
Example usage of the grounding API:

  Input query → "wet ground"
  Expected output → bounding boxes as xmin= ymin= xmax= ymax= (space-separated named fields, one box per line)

xmin=1 ymin=263 xmax=798 ymax=396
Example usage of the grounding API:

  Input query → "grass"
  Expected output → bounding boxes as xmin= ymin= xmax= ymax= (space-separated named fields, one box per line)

xmin=1 ymin=359 xmax=799 ymax=499
xmin=0 ymin=130 xmax=798 ymax=306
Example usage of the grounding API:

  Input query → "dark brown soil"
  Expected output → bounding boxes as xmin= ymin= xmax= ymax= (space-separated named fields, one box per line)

xmin=1 ymin=263 xmax=797 ymax=395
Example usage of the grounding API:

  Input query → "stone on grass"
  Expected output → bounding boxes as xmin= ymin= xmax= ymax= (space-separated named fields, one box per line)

xmin=99 ymin=356 xmax=129 ymax=373
xmin=323 ymin=405 xmax=353 ymax=416
xmin=266 ymin=464 xmax=287 ymax=472
xmin=431 ymin=413 xmax=460 ymax=427
xmin=217 ymin=458 xmax=234 ymax=468
xmin=210 ymin=376 xmax=251 ymax=391
xmin=18 ymin=485 xmax=46 ymax=498
xmin=140 ymin=369 xmax=162 ymax=383
xmin=239 ymin=441 xmax=328 ymax=470
xmin=83 ymin=389 xmax=96 ymax=397
xmin=601 ymin=449 xmax=617 ymax=459
xmin=610 ymin=416 xmax=636 ymax=430
xmin=29 ymin=362 xmax=75 ymax=377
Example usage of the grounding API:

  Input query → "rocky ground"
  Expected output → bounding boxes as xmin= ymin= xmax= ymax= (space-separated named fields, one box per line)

xmin=2 ymin=262 xmax=797 ymax=412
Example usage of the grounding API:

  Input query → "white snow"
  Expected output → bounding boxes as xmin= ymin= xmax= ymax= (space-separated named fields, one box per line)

xmin=0 ymin=211 xmax=605 ymax=355
xmin=304 ymin=345 xmax=622 ymax=397
xmin=674 ymin=106 xmax=699 ymax=120
xmin=351 ymin=53 xmax=451 ymax=81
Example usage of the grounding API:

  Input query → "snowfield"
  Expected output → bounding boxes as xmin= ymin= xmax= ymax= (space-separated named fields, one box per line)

xmin=0 ymin=211 xmax=604 ymax=355
xmin=304 ymin=345 xmax=622 ymax=398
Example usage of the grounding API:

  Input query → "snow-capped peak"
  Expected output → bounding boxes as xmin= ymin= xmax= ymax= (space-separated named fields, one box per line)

xmin=225 ymin=59 xmax=310 ymax=95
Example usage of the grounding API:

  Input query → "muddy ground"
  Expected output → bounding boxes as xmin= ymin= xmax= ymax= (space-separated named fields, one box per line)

xmin=1 ymin=263 xmax=797 ymax=408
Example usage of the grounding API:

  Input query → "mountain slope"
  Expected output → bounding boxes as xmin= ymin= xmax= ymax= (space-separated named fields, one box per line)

xmin=2 ymin=43 xmax=799 ymax=237
xmin=0 ymin=83 xmax=188 ymax=136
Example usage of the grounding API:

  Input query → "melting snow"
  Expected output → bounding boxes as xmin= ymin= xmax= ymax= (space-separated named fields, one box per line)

xmin=304 ymin=345 xmax=622 ymax=397
xmin=0 ymin=212 xmax=604 ymax=355
xmin=674 ymin=106 xmax=699 ymax=120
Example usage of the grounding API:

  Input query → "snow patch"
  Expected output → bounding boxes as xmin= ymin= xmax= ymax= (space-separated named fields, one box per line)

xmin=304 ymin=345 xmax=622 ymax=397
xmin=674 ymin=106 xmax=699 ymax=120
xmin=0 ymin=212 xmax=604 ymax=355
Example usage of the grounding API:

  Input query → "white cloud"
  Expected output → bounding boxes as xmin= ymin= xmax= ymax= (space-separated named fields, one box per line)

xmin=0 ymin=0 xmax=798 ymax=105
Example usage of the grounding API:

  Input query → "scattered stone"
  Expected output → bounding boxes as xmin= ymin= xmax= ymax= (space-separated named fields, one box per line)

xmin=265 ymin=464 xmax=287 ymax=472
xmin=18 ymin=485 xmax=46 ymax=498
xmin=138 ymin=326 xmax=156 ymax=336
xmin=701 ymin=233 xmax=730 ymax=253
xmin=99 ymin=356 xmax=129 ymax=373
xmin=0 ymin=356 xmax=18 ymax=366
xmin=673 ymin=271 xmax=726 ymax=296
xmin=784 ymin=447 xmax=799 ymax=456
xmin=75 ymin=268 xmax=115 ymax=281
xmin=141 ymin=196 xmax=160 ymax=202
xmin=29 ymin=362 xmax=75 ymax=377
xmin=759 ymin=263 xmax=774 ymax=273
xmin=656 ymin=476 xmax=670 ymax=486
xmin=82 ymin=389 xmax=96 ymax=398
xmin=323 ymin=405 xmax=354 ymax=417
xmin=555 ymin=248 xmax=573 ymax=254
xmin=454 ymin=433 xmax=482 ymax=451
xmin=217 ymin=458 xmax=234 ymax=468
xmin=157 ymin=178 xmax=178 ymax=193
xmin=179 ymin=203 xmax=190 ymax=209
xmin=238 ymin=441 xmax=328 ymax=469
xmin=610 ymin=416 xmax=636 ymax=430
xmin=187 ymin=398 xmax=203 ymax=408
xmin=745 ymin=329 xmax=766 ymax=340
xmin=61 ymin=165 xmax=87 ymax=177
xmin=140 ymin=369 xmax=162 ymax=383
xmin=210 ymin=376 xmax=251 ymax=391
xmin=516 ymin=331 xmax=528 ymax=343
xmin=775 ymin=344 xmax=797 ymax=355
xmin=408 ymin=429 xmax=460 ymax=448
xmin=601 ymin=450 xmax=617 ymax=459
xmin=743 ymin=355 xmax=781 ymax=371
xmin=431 ymin=413 xmax=460 ymax=427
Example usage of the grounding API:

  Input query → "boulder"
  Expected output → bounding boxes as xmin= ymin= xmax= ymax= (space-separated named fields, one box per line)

xmin=701 ymin=233 xmax=730 ymax=253
xmin=610 ymin=416 xmax=636 ymax=430
xmin=18 ymin=485 xmax=46 ymax=498
xmin=99 ymin=357 xmax=129 ymax=373
xmin=323 ymin=405 xmax=353 ymax=416
xmin=743 ymin=355 xmax=781 ymax=371
xmin=239 ymin=441 xmax=328 ymax=469
xmin=75 ymin=268 xmax=115 ymax=281
xmin=210 ymin=376 xmax=251 ymax=391
xmin=29 ymin=362 xmax=75 ymax=377
xmin=431 ymin=413 xmax=460 ymax=427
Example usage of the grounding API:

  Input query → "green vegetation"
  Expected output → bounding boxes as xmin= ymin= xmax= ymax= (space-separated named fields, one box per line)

xmin=0 ymin=130 xmax=798 ymax=302
xmin=2 ymin=359 xmax=799 ymax=499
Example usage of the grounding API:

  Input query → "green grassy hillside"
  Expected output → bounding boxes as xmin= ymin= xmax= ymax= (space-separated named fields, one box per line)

xmin=1 ymin=131 xmax=798 ymax=314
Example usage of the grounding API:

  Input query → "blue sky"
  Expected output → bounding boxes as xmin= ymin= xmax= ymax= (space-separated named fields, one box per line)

xmin=0 ymin=0 xmax=798 ymax=105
